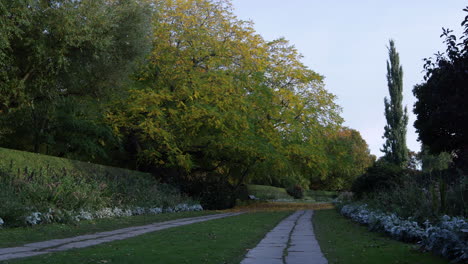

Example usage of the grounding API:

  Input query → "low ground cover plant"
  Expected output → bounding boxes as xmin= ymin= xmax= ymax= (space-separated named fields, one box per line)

xmin=314 ymin=209 xmax=449 ymax=264
xmin=339 ymin=203 xmax=467 ymax=262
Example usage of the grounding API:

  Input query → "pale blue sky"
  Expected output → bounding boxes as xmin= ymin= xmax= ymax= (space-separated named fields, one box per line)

xmin=230 ymin=0 xmax=467 ymax=157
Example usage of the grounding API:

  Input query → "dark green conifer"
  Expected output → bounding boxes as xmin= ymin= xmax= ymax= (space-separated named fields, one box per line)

xmin=381 ymin=40 xmax=409 ymax=167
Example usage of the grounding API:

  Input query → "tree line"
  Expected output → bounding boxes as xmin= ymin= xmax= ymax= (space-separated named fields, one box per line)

xmin=0 ymin=0 xmax=374 ymax=199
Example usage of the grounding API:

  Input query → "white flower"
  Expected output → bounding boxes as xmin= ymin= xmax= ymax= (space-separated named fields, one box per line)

xmin=25 ymin=212 xmax=42 ymax=225
xmin=163 ymin=207 xmax=174 ymax=213
xmin=132 ymin=207 xmax=146 ymax=215
xmin=340 ymin=203 xmax=467 ymax=262
xmin=76 ymin=210 xmax=93 ymax=221
xmin=94 ymin=208 xmax=114 ymax=218
xmin=191 ymin=204 xmax=203 ymax=211
xmin=148 ymin=207 xmax=163 ymax=214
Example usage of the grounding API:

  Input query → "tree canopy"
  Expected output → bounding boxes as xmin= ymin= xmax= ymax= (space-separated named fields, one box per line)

xmin=0 ymin=0 xmax=373 ymax=195
xmin=107 ymin=0 xmax=368 ymax=188
xmin=413 ymin=7 xmax=468 ymax=172
xmin=0 ymin=0 xmax=151 ymax=159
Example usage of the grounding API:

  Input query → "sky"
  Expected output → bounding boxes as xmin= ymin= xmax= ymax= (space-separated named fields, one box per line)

xmin=230 ymin=0 xmax=467 ymax=157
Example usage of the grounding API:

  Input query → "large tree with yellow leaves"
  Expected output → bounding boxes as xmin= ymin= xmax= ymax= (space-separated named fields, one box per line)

xmin=108 ymin=0 xmax=354 ymax=192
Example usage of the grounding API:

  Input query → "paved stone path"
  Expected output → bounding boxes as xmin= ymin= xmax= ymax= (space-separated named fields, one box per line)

xmin=0 ymin=212 xmax=242 ymax=261
xmin=241 ymin=210 xmax=327 ymax=264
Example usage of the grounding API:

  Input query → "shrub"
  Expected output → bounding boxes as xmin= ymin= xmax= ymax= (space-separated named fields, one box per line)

xmin=286 ymin=184 xmax=304 ymax=199
xmin=340 ymin=203 xmax=468 ymax=262
xmin=199 ymin=180 xmax=236 ymax=210
xmin=351 ymin=161 xmax=405 ymax=198
xmin=361 ymin=168 xmax=467 ymax=222
xmin=335 ymin=191 xmax=353 ymax=202
xmin=0 ymin=157 xmax=195 ymax=227
xmin=176 ymin=174 xmax=236 ymax=210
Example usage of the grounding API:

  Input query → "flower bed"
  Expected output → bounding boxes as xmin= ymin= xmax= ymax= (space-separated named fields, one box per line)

xmin=340 ymin=203 xmax=467 ymax=262
xmin=0 ymin=204 xmax=203 ymax=227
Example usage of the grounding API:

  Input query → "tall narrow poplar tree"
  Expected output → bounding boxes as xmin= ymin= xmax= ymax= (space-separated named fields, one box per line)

xmin=381 ymin=40 xmax=409 ymax=167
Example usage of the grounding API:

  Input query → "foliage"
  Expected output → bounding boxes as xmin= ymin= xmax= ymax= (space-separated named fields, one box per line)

xmin=381 ymin=40 xmax=409 ymax=168
xmin=0 ymin=0 xmax=151 ymax=161
xmin=314 ymin=209 xmax=449 ymax=264
xmin=413 ymin=7 xmax=468 ymax=173
xmin=1 ymin=0 xmax=369 ymax=212
xmin=177 ymin=175 xmax=237 ymax=210
xmin=367 ymin=169 xmax=467 ymax=221
xmin=339 ymin=203 xmax=467 ymax=262
xmin=0 ymin=147 xmax=195 ymax=227
xmin=107 ymin=0 xmax=344 ymax=198
xmin=420 ymin=145 xmax=453 ymax=173
xmin=351 ymin=160 xmax=405 ymax=198
xmin=286 ymin=184 xmax=304 ymax=199
xmin=317 ymin=128 xmax=374 ymax=190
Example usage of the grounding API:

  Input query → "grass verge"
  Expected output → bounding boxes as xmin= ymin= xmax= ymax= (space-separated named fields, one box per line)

xmin=0 ymin=147 xmax=149 ymax=179
xmin=305 ymin=190 xmax=337 ymax=202
xmin=313 ymin=209 xmax=449 ymax=264
xmin=5 ymin=211 xmax=291 ymax=264
xmin=247 ymin=184 xmax=292 ymax=200
xmin=0 ymin=211 xmax=214 ymax=248
xmin=231 ymin=201 xmax=334 ymax=212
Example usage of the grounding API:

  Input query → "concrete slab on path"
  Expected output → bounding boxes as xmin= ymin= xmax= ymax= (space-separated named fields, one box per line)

xmin=241 ymin=210 xmax=328 ymax=264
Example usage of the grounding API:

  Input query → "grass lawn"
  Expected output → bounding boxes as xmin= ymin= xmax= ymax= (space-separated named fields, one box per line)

xmin=305 ymin=190 xmax=337 ymax=202
xmin=4 ymin=211 xmax=291 ymax=264
xmin=0 ymin=147 xmax=150 ymax=179
xmin=0 ymin=211 xmax=214 ymax=248
xmin=246 ymin=184 xmax=293 ymax=200
xmin=231 ymin=201 xmax=334 ymax=212
xmin=313 ymin=209 xmax=449 ymax=264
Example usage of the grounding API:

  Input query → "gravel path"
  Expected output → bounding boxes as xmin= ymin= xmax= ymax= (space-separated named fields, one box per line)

xmin=241 ymin=210 xmax=327 ymax=264
xmin=0 ymin=212 xmax=243 ymax=261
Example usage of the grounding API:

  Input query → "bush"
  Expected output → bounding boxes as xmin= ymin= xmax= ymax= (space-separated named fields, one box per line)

xmin=360 ymin=168 xmax=467 ymax=222
xmin=198 ymin=180 xmax=236 ymax=210
xmin=175 ymin=173 xmax=236 ymax=210
xmin=351 ymin=161 xmax=405 ymax=198
xmin=0 ymin=151 xmax=195 ymax=227
xmin=339 ymin=203 xmax=468 ymax=262
xmin=286 ymin=184 xmax=304 ymax=199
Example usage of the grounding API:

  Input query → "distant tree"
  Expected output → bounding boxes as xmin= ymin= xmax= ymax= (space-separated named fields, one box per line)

xmin=319 ymin=128 xmax=374 ymax=190
xmin=419 ymin=146 xmax=452 ymax=173
xmin=413 ymin=7 xmax=468 ymax=173
xmin=107 ymin=0 xmax=343 ymax=187
xmin=381 ymin=40 xmax=409 ymax=168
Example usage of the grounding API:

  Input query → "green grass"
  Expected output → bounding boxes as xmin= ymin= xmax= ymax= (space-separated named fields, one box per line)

xmin=313 ymin=209 xmax=449 ymax=264
xmin=304 ymin=190 xmax=337 ymax=202
xmin=5 ymin=211 xmax=291 ymax=264
xmin=247 ymin=184 xmax=293 ymax=200
xmin=0 ymin=147 xmax=149 ymax=179
xmin=0 ymin=211 xmax=215 ymax=248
